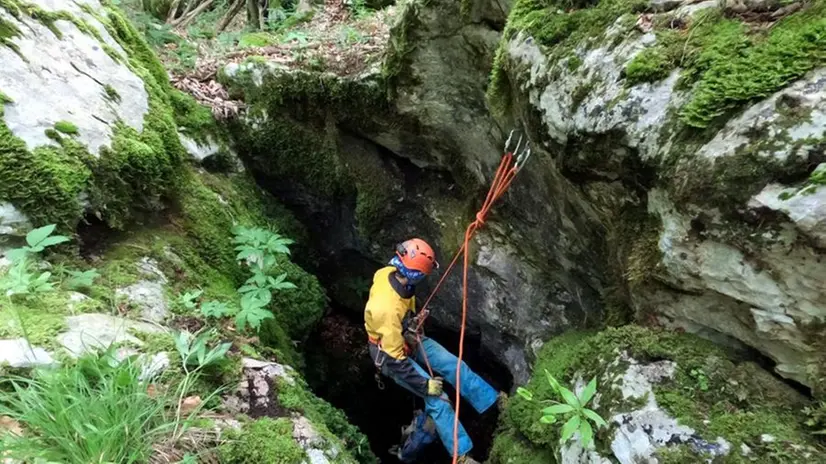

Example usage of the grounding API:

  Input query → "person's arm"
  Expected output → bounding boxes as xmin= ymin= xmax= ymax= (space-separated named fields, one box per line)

xmin=375 ymin=308 xmax=431 ymax=396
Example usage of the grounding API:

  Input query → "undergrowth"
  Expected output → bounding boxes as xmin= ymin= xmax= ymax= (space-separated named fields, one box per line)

xmin=0 ymin=350 xmax=176 ymax=463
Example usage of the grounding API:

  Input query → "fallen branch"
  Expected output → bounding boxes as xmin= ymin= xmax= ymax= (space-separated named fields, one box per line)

xmin=217 ymin=0 xmax=245 ymax=33
xmin=166 ymin=0 xmax=182 ymax=23
xmin=175 ymin=0 xmax=216 ymax=28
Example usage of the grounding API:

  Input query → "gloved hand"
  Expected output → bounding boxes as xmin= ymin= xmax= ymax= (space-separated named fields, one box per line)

xmin=427 ymin=377 xmax=443 ymax=396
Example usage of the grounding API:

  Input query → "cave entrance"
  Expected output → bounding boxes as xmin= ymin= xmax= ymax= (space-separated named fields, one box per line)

xmin=302 ymin=304 xmax=513 ymax=463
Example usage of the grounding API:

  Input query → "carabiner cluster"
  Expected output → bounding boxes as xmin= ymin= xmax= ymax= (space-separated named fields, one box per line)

xmin=504 ymin=129 xmax=532 ymax=172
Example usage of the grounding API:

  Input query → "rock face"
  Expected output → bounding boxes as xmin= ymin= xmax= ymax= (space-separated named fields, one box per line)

xmin=224 ymin=0 xmax=609 ymax=384
xmin=495 ymin=0 xmax=826 ymax=390
xmin=0 ymin=0 xmax=149 ymax=158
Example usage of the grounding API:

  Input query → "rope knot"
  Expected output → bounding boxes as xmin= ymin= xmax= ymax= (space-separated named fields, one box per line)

xmin=475 ymin=212 xmax=486 ymax=226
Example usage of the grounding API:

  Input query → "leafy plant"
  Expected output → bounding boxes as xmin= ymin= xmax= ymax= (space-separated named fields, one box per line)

xmin=6 ymin=224 xmax=70 ymax=262
xmin=689 ymin=368 xmax=709 ymax=392
xmin=177 ymin=289 xmax=204 ymax=311
xmin=517 ymin=370 xmax=608 ymax=448
xmin=236 ymin=292 xmax=274 ymax=332
xmin=0 ymin=260 xmax=53 ymax=298
xmin=174 ymin=330 xmax=232 ymax=372
xmin=232 ymin=225 xmax=293 ymax=271
xmin=803 ymin=400 xmax=826 ymax=435
xmin=1 ymin=225 xmax=70 ymax=299
xmin=229 ymin=226 xmax=297 ymax=333
xmin=64 ymin=269 xmax=101 ymax=290
xmin=200 ymin=300 xmax=235 ymax=319
xmin=338 ymin=26 xmax=364 ymax=46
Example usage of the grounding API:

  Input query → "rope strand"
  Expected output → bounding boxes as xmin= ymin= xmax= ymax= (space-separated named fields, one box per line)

xmin=409 ymin=150 xmax=522 ymax=463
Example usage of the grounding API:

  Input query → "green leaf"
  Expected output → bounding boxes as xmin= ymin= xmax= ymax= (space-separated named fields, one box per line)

xmin=559 ymin=385 xmax=581 ymax=408
xmin=539 ymin=415 xmax=557 ymax=424
xmin=38 ymin=235 xmax=70 ymax=249
xmin=579 ymin=377 xmax=597 ymax=406
xmin=516 ymin=387 xmax=533 ymax=401
xmin=560 ymin=415 xmax=581 ymax=443
xmin=6 ymin=248 xmax=28 ymax=262
xmin=65 ymin=269 xmax=100 ymax=290
xmin=580 ymin=418 xmax=594 ymax=448
xmin=25 ymin=224 xmax=56 ymax=247
xmin=544 ymin=369 xmax=561 ymax=392
xmin=542 ymin=404 xmax=575 ymax=415
xmin=583 ymin=408 xmax=608 ymax=429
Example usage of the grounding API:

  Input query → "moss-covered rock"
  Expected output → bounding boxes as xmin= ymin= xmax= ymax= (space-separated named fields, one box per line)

xmin=220 ymin=417 xmax=307 ymax=464
xmin=0 ymin=0 xmax=222 ymax=234
xmin=491 ymin=326 xmax=821 ymax=463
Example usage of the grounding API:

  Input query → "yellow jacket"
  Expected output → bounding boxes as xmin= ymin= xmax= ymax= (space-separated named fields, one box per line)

xmin=364 ymin=266 xmax=416 ymax=360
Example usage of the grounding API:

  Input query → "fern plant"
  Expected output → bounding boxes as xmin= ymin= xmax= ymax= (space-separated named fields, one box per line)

xmin=517 ymin=370 xmax=608 ymax=448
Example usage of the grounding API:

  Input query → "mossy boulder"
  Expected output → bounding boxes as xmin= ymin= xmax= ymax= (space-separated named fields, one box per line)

xmin=0 ymin=0 xmax=225 ymax=239
xmin=491 ymin=326 xmax=822 ymax=463
xmin=493 ymin=0 xmax=826 ymax=391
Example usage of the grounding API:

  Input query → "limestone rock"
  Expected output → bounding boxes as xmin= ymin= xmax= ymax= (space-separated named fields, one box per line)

xmin=115 ymin=257 xmax=169 ymax=323
xmin=116 ymin=281 xmax=169 ymax=323
xmin=0 ymin=0 xmax=148 ymax=157
xmin=0 ymin=338 xmax=55 ymax=368
xmin=223 ymin=358 xmax=297 ymax=416
xmin=57 ymin=313 xmax=164 ymax=357
xmin=138 ymin=352 xmax=170 ymax=381
xmin=292 ymin=414 xmax=341 ymax=464
xmin=0 ymin=203 xmax=29 ymax=237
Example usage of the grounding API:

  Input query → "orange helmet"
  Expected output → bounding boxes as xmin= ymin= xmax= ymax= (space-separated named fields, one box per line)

xmin=396 ymin=238 xmax=439 ymax=276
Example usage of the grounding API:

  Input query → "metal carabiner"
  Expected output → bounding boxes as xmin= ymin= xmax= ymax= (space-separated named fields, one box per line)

xmin=516 ymin=144 xmax=532 ymax=171
xmin=504 ymin=129 xmax=524 ymax=154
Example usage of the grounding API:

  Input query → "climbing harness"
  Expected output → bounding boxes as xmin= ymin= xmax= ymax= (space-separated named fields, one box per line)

xmin=412 ymin=129 xmax=531 ymax=464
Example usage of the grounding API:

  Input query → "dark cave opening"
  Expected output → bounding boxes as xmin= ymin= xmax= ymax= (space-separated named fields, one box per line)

xmin=302 ymin=303 xmax=513 ymax=463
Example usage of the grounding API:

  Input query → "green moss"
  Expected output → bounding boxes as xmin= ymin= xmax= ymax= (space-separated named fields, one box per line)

xmin=571 ymin=80 xmax=595 ymax=111
xmin=103 ymin=84 xmax=121 ymax=103
xmin=491 ymin=326 xmax=818 ymax=462
xmin=220 ymin=418 xmax=306 ymax=464
xmin=169 ymin=89 xmax=223 ymax=144
xmin=229 ymin=112 xmax=345 ymax=199
xmin=620 ymin=3 xmax=826 ymax=127
xmin=0 ymin=90 xmax=11 ymax=105
xmin=54 ymin=121 xmax=79 ymax=135
xmin=0 ymin=123 xmax=92 ymax=228
xmin=0 ymin=291 xmax=102 ymax=348
xmin=277 ymin=376 xmax=377 ymax=463
xmin=0 ymin=14 xmax=21 ymax=57
xmin=268 ymin=259 xmax=326 ymax=341
xmin=681 ymin=4 xmax=826 ymax=128
xmin=487 ymin=0 xmax=648 ymax=115
xmin=238 ymin=32 xmax=278 ymax=48
xmin=624 ymin=46 xmax=674 ymax=86
xmin=567 ymin=55 xmax=583 ymax=72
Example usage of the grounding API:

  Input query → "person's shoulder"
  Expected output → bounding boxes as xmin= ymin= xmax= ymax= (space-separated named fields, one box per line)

xmin=372 ymin=265 xmax=395 ymax=282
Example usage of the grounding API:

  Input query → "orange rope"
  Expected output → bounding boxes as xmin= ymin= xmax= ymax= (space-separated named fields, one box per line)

xmin=412 ymin=151 xmax=522 ymax=463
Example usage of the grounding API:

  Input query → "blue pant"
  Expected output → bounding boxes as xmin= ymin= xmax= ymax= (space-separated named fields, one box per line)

xmin=386 ymin=337 xmax=498 ymax=458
